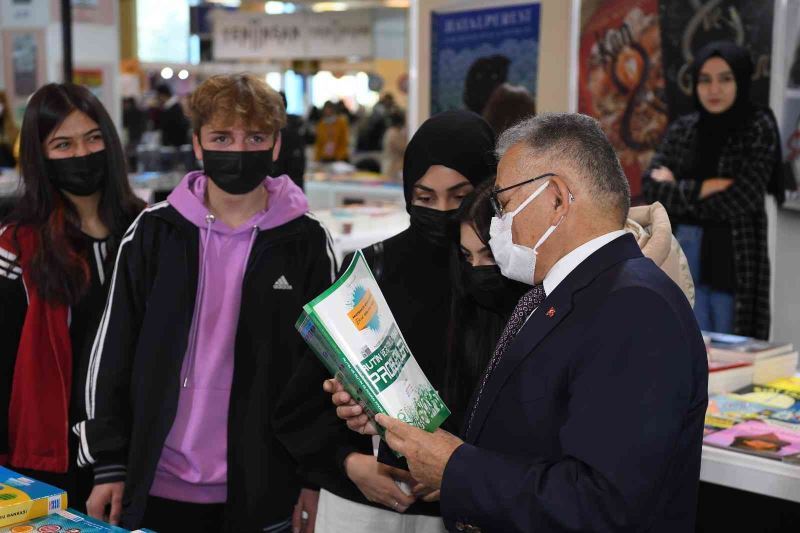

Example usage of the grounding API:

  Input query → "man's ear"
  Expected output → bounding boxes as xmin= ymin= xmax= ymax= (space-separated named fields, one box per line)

xmin=548 ymin=176 xmax=572 ymax=226
xmin=272 ymin=132 xmax=282 ymax=161
xmin=192 ymin=132 xmax=203 ymax=162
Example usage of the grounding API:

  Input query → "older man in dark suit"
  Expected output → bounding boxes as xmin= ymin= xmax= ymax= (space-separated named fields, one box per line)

xmin=327 ymin=113 xmax=708 ymax=533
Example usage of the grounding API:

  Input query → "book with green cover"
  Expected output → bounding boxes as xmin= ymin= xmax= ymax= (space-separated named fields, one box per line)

xmin=296 ymin=251 xmax=450 ymax=437
xmin=0 ymin=467 xmax=66 ymax=528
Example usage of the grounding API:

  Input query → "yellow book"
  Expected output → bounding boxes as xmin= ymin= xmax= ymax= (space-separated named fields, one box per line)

xmin=754 ymin=376 xmax=800 ymax=400
xmin=0 ymin=467 xmax=67 ymax=528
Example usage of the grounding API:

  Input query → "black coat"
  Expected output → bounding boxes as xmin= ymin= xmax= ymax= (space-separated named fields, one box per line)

xmin=72 ymin=202 xmax=337 ymax=531
xmin=442 ymin=234 xmax=708 ymax=532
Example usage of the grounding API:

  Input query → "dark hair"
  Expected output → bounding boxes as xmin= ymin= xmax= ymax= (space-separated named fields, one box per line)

xmin=482 ymin=84 xmax=536 ymax=136
xmin=156 ymin=84 xmax=173 ymax=98
xmin=7 ymin=83 xmax=145 ymax=305
xmin=442 ymin=183 xmax=509 ymax=430
xmin=497 ymin=113 xmax=631 ymax=222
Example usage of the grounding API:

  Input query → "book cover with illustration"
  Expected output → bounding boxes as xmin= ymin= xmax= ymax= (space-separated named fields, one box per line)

xmin=0 ymin=508 xmax=151 ymax=532
xmin=703 ymin=421 xmax=800 ymax=462
xmin=706 ymin=393 xmax=800 ymax=432
xmin=0 ymin=467 xmax=66 ymax=528
xmin=296 ymin=251 xmax=450 ymax=437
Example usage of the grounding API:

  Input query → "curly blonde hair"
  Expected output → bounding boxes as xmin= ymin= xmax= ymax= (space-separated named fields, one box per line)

xmin=189 ymin=74 xmax=286 ymax=135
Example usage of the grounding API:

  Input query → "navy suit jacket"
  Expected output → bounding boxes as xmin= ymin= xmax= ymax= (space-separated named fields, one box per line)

xmin=441 ymin=234 xmax=708 ymax=533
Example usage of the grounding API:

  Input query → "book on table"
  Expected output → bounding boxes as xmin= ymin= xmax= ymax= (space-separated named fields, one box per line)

xmin=0 ymin=508 xmax=154 ymax=532
xmin=705 ymin=331 xmax=794 ymax=362
xmin=705 ymin=392 xmax=800 ymax=434
xmin=707 ymin=359 xmax=754 ymax=394
xmin=752 ymin=376 xmax=800 ymax=401
xmin=0 ymin=467 xmax=66 ymax=529
xmin=703 ymin=420 xmax=800 ymax=462
xmin=296 ymin=250 xmax=450 ymax=441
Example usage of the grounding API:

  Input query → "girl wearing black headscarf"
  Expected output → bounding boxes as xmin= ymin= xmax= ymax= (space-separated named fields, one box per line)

xmin=309 ymin=111 xmax=497 ymax=533
xmin=643 ymin=41 xmax=780 ymax=339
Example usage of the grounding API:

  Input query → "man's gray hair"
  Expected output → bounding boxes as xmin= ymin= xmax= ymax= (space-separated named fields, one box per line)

xmin=496 ymin=113 xmax=631 ymax=221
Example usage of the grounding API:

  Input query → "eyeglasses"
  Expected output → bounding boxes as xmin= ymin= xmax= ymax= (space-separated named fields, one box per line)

xmin=489 ymin=173 xmax=556 ymax=217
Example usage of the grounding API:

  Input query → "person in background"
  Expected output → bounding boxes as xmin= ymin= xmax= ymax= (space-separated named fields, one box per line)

xmin=0 ymin=83 xmax=145 ymax=511
xmin=273 ymin=92 xmax=307 ymax=189
xmin=643 ymin=41 xmax=780 ymax=338
xmin=0 ymin=90 xmax=19 ymax=167
xmin=288 ymin=111 xmax=497 ymax=533
xmin=358 ymin=93 xmax=396 ymax=153
xmin=315 ymin=101 xmax=350 ymax=162
xmin=155 ymin=84 xmax=189 ymax=148
xmin=381 ymin=110 xmax=407 ymax=180
xmin=75 ymin=74 xmax=335 ymax=532
xmin=121 ymin=97 xmax=147 ymax=171
xmin=482 ymin=83 xmax=537 ymax=136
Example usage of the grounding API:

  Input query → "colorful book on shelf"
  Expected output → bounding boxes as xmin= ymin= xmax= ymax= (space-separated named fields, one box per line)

xmin=296 ymin=251 xmax=450 ymax=441
xmin=703 ymin=420 xmax=800 ymax=462
xmin=706 ymin=393 xmax=800 ymax=432
xmin=0 ymin=508 xmax=151 ymax=532
xmin=0 ymin=467 xmax=66 ymax=528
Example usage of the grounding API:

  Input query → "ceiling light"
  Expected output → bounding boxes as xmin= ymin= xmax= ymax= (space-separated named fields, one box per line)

xmin=178 ymin=69 xmax=189 ymax=80
xmin=160 ymin=67 xmax=174 ymax=79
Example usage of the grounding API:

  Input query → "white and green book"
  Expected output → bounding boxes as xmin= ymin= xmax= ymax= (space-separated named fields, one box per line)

xmin=296 ymin=251 xmax=450 ymax=437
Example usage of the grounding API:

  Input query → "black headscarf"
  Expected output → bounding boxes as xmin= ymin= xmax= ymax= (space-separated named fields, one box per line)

xmin=402 ymin=110 xmax=497 ymax=211
xmin=690 ymin=41 xmax=755 ymax=180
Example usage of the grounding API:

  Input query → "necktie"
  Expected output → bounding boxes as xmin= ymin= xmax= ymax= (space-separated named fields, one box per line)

xmin=464 ymin=284 xmax=546 ymax=437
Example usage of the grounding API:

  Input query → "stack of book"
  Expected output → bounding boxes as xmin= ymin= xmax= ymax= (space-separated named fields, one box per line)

xmin=703 ymin=377 xmax=800 ymax=462
xmin=296 ymin=251 xmax=450 ymax=438
xmin=705 ymin=332 xmax=797 ymax=394
xmin=0 ymin=467 xmax=149 ymax=532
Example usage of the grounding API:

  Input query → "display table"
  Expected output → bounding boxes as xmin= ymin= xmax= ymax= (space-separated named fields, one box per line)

xmin=311 ymin=205 xmax=409 ymax=263
xmin=701 ymin=445 xmax=800 ymax=503
xmin=305 ymin=180 xmax=404 ymax=210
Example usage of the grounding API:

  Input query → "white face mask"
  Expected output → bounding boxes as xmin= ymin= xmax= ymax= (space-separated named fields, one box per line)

xmin=489 ymin=181 xmax=563 ymax=285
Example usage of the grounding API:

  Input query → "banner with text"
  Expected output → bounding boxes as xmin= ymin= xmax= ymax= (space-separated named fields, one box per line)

xmin=213 ymin=10 xmax=373 ymax=61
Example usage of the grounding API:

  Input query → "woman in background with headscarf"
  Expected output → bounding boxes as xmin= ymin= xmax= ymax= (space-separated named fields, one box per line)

xmin=643 ymin=41 xmax=780 ymax=338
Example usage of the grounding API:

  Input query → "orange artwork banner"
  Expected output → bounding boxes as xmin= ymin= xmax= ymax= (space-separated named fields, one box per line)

xmin=578 ymin=0 xmax=669 ymax=198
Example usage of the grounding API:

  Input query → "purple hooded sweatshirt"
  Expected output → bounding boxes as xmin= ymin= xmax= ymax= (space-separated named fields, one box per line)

xmin=150 ymin=171 xmax=309 ymax=503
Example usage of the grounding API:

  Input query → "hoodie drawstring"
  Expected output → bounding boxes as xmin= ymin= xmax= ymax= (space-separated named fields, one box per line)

xmin=182 ymin=219 xmax=258 ymax=388
xmin=182 ymin=214 xmax=216 ymax=388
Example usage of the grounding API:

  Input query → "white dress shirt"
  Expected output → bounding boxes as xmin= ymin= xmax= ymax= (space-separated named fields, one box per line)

xmin=525 ymin=230 xmax=628 ymax=323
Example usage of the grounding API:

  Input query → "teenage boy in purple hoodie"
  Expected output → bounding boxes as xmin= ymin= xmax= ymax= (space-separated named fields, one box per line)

xmin=73 ymin=74 xmax=337 ymax=532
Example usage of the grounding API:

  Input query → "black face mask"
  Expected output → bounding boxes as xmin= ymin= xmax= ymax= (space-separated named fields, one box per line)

xmin=463 ymin=264 xmax=527 ymax=314
xmin=408 ymin=205 xmax=458 ymax=248
xmin=47 ymin=150 xmax=108 ymax=196
xmin=202 ymin=149 xmax=274 ymax=195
